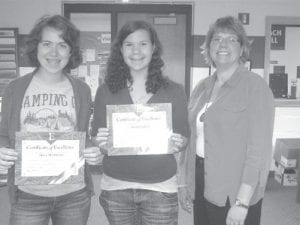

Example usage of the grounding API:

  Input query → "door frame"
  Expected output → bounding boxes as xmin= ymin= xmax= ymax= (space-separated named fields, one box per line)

xmin=63 ymin=3 xmax=193 ymax=96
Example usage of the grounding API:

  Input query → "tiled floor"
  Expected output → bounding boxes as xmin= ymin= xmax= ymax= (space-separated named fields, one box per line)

xmin=261 ymin=178 xmax=300 ymax=225
xmin=0 ymin=174 xmax=299 ymax=225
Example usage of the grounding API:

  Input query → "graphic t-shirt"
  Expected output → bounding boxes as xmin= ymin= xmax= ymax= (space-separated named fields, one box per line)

xmin=18 ymin=76 xmax=85 ymax=197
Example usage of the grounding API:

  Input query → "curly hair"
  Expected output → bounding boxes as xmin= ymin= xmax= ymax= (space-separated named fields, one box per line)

xmin=105 ymin=20 xmax=168 ymax=94
xmin=26 ymin=14 xmax=82 ymax=72
xmin=202 ymin=16 xmax=251 ymax=68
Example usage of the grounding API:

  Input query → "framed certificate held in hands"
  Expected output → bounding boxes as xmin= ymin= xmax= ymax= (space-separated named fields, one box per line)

xmin=106 ymin=103 xmax=173 ymax=155
xmin=14 ymin=132 xmax=85 ymax=186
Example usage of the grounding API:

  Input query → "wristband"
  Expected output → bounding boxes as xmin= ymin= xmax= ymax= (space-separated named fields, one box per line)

xmin=235 ymin=199 xmax=249 ymax=209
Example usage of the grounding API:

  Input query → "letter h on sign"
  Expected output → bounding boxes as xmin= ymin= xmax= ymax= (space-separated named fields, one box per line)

xmin=271 ymin=24 xmax=285 ymax=50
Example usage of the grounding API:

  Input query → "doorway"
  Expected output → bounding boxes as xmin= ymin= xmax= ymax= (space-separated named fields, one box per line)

xmin=63 ymin=3 xmax=193 ymax=97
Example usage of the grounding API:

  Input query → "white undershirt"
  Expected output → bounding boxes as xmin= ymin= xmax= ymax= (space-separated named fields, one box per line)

xmin=196 ymin=102 xmax=212 ymax=158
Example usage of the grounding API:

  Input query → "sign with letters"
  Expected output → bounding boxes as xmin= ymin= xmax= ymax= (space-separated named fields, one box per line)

xmin=271 ymin=24 xmax=285 ymax=50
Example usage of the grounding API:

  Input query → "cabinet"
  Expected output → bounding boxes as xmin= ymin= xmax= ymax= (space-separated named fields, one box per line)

xmin=0 ymin=28 xmax=19 ymax=96
xmin=264 ymin=17 xmax=300 ymax=106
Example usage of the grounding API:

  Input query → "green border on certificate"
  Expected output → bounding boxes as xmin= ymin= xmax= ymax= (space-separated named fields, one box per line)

xmin=15 ymin=132 xmax=85 ymax=186
xmin=106 ymin=103 xmax=172 ymax=155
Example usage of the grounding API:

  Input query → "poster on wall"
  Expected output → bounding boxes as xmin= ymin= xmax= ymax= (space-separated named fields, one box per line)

xmin=78 ymin=32 xmax=111 ymax=100
xmin=271 ymin=24 xmax=285 ymax=50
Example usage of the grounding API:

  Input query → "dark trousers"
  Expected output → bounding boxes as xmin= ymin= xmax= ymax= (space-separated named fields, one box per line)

xmin=194 ymin=156 xmax=209 ymax=225
xmin=204 ymin=198 xmax=262 ymax=225
xmin=193 ymin=155 xmax=263 ymax=225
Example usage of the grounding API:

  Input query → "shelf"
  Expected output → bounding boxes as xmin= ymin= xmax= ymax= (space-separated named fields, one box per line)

xmin=275 ymin=98 xmax=300 ymax=107
xmin=0 ymin=28 xmax=18 ymax=96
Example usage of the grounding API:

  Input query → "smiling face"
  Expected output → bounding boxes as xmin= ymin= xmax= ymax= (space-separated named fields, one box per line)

xmin=209 ymin=31 xmax=243 ymax=69
xmin=37 ymin=27 xmax=71 ymax=76
xmin=121 ymin=29 xmax=154 ymax=77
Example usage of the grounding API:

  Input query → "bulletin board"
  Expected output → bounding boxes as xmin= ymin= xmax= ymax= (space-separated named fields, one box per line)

xmin=71 ymin=31 xmax=111 ymax=100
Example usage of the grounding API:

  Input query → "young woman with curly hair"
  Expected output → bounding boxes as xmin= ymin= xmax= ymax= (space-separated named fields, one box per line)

xmin=91 ymin=20 xmax=190 ymax=225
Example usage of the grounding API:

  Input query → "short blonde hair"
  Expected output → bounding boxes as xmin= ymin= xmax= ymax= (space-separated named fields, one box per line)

xmin=202 ymin=16 xmax=251 ymax=67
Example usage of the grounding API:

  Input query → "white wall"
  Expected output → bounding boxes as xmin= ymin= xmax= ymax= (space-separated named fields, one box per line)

xmin=1 ymin=0 xmax=300 ymax=35
xmin=0 ymin=0 xmax=61 ymax=34
xmin=193 ymin=0 xmax=300 ymax=35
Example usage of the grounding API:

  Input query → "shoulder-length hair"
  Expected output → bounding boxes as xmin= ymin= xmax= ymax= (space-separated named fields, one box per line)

xmin=202 ymin=16 xmax=251 ymax=67
xmin=26 ymin=14 xmax=82 ymax=72
xmin=105 ymin=20 xmax=167 ymax=94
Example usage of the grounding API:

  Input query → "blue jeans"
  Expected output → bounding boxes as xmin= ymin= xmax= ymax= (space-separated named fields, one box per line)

xmin=99 ymin=189 xmax=178 ymax=225
xmin=10 ymin=187 xmax=91 ymax=225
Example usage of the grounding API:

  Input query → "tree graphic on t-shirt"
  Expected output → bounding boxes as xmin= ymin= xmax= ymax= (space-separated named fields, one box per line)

xmin=23 ymin=109 xmax=75 ymax=131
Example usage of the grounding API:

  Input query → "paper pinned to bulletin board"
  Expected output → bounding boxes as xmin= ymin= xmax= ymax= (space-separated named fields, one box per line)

xmin=72 ymin=31 xmax=111 ymax=100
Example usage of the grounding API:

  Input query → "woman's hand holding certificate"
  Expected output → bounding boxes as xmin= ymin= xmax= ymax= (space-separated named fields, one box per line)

xmin=83 ymin=146 xmax=103 ymax=165
xmin=169 ymin=133 xmax=188 ymax=153
xmin=0 ymin=147 xmax=18 ymax=170
xmin=92 ymin=127 xmax=109 ymax=155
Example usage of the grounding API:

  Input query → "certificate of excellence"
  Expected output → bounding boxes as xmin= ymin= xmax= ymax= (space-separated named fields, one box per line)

xmin=14 ymin=132 xmax=85 ymax=186
xmin=106 ymin=103 xmax=172 ymax=155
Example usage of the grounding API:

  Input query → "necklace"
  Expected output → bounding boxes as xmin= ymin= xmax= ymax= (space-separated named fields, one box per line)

xmin=199 ymin=80 xmax=218 ymax=122
xmin=199 ymin=103 xmax=209 ymax=122
xmin=199 ymin=74 xmax=229 ymax=122
xmin=128 ymin=85 xmax=152 ymax=104
xmin=132 ymin=94 xmax=152 ymax=104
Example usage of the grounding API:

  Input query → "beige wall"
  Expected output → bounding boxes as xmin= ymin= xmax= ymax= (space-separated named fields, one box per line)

xmin=0 ymin=0 xmax=300 ymax=34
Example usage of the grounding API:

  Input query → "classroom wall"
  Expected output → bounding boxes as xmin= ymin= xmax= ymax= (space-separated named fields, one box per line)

xmin=1 ymin=0 xmax=300 ymax=84
xmin=1 ymin=0 xmax=299 ymax=69
xmin=1 ymin=0 xmax=300 ymax=165
xmin=1 ymin=0 xmax=300 ymax=35
xmin=1 ymin=0 xmax=300 ymax=69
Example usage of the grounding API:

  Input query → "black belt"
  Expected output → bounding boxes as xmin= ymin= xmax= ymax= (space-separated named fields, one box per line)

xmin=196 ymin=155 xmax=204 ymax=166
xmin=196 ymin=155 xmax=204 ymax=161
